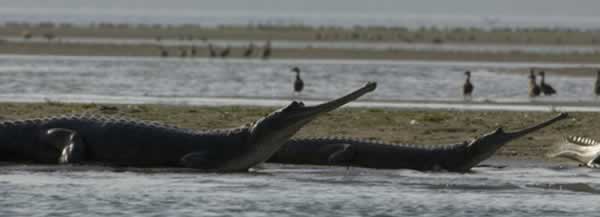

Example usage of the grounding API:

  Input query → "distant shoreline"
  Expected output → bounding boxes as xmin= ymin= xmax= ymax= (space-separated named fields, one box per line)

xmin=1 ymin=41 xmax=599 ymax=64
xmin=2 ymin=24 xmax=600 ymax=63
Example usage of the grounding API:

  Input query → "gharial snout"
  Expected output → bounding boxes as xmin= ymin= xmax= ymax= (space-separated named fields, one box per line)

xmin=252 ymin=82 xmax=377 ymax=139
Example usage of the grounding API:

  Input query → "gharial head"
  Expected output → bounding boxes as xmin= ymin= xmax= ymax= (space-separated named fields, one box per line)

xmin=453 ymin=113 xmax=567 ymax=172
xmin=248 ymin=82 xmax=376 ymax=158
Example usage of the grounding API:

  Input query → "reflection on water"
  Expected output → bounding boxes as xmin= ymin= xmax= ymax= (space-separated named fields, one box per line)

xmin=0 ymin=163 xmax=599 ymax=217
xmin=0 ymin=55 xmax=599 ymax=104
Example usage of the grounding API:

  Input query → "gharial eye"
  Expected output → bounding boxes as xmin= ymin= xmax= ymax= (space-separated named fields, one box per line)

xmin=282 ymin=101 xmax=305 ymax=112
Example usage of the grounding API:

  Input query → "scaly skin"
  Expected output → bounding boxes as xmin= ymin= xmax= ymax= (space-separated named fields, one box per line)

xmin=547 ymin=136 xmax=600 ymax=168
xmin=0 ymin=82 xmax=377 ymax=172
xmin=269 ymin=113 xmax=567 ymax=172
xmin=0 ymin=114 xmax=249 ymax=167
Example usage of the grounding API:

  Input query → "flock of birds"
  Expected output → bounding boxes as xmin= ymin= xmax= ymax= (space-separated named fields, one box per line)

xmin=463 ymin=68 xmax=600 ymax=99
xmin=292 ymin=67 xmax=600 ymax=100
xmin=158 ymin=41 xmax=272 ymax=59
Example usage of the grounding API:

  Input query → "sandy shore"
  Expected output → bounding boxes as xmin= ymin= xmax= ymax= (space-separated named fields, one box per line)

xmin=2 ymin=41 xmax=600 ymax=64
xmin=2 ymin=25 xmax=600 ymax=45
xmin=0 ymin=102 xmax=589 ymax=164
xmin=2 ymin=25 xmax=600 ymax=63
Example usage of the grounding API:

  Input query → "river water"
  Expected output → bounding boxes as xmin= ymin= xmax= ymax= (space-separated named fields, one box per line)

xmin=0 ymin=55 xmax=599 ymax=104
xmin=0 ymin=55 xmax=599 ymax=216
xmin=0 ymin=162 xmax=598 ymax=217
xmin=2 ymin=2 xmax=600 ymax=216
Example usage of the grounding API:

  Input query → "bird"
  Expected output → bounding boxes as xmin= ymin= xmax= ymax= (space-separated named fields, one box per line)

xmin=179 ymin=48 xmax=188 ymax=57
xmin=292 ymin=67 xmax=304 ymax=94
xmin=208 ymin=44 xmax=217 ymax=58
xmin=594 ymin=70 xmax=600 ymax=97
xmin=159 ymin=48 xmax=168 ymax=57
xmin=463 ymin=70 xmax=474 ymax=99
xmin=220 ymin=46 xmax=230 ymax=58
xmin=262 ymin=40 xmax=271 ymax=60
xmin=243 ymin=43 xmax=255 ymax=57
xmin=538 ymin=71 xmax=556 ymax=96
xmin=189 ymin=46 xmax=197 ymax=57
xmin=528 ymin=69 xmax=541 ymax=97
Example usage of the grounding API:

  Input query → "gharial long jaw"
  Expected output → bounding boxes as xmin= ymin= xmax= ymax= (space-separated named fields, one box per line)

xmin=454 ymin=112 xmax=568 ymax=172
xmin=240 ymin=82 xmax=377 ymax=169
xmin=546 ymin=136 xmax=600 ymax=167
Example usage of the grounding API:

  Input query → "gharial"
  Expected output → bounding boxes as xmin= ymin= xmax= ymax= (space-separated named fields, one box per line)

xmin=547 ymin=135 xmax=600 ymax=168
xmin=0 ymin=82 xmax=376 ymax=172
xmin=268 ymin=113 xmax=567 ymax=172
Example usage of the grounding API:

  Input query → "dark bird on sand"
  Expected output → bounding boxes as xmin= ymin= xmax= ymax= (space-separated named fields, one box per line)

xmin=262 ymin=40 xmax=272 ymax=60
xmin=243 ymin=43 xmax=255 ymax=57
xmin=208 ymin=44 xmax=217 ymax=58
xmin=538 ymin=71 xmax=556 ymax=96
xmin=220 ymin=46 xmax=230 ymax=58
xmin=595 ymin=70 xmax=600 ymax=96
xmin=293 ymin=67 xmax=304 ymax=93
xmin=529 ymin=69 xmax=541 ymax=97
xmin=463 ymin=70 xmax=474 ymax=98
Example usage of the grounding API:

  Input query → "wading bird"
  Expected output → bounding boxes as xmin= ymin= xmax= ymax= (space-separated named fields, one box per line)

xmin=594 ymin=69 xmax=600 ymax=97
xmin=243 ymin=43 xmax=255 ymax=57
xmin=262 ymin=40 xmax=271 ymax=60
xmin=208 ymin=44 xmax=217 ymax=58
xmin=529 ymin=69 xmax=541 ymax=97
xmin=159 ymin=47 xmax=168 ymax=57
xmin=538 ymin=71 xmax=556 ymax=96
xmin=463 ymin=71 xmax=474 ymax=99
xmin=220 ymin=46 xmax=230 ymax=58
xmin=189 ymin=46 xmax=197 ymax=57
xmin=292 ymin=67 xmax=304 ymax=95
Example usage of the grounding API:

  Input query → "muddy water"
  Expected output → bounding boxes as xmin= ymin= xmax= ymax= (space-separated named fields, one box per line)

xmin=0 ymin=162 xmax=598 ymax=217
xmin=0 ymin=55 xmax=598 ymax=104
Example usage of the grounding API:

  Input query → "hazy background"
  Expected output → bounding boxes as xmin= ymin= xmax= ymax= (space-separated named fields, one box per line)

xmin=1 ymin=0 xmax=600 ymax=17
xmin=0 ymin=0 xmax=599 ymax=28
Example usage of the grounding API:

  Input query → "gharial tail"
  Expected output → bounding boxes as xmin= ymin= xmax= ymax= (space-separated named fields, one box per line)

xmin=546 ymin=136 xmax=600 ymax=167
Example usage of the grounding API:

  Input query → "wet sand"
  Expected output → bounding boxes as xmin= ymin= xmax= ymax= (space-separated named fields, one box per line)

xmin=3 ymin=41 xmax=600 ymax=64
xmin=0 ymin=102 xmax=588 ymax=164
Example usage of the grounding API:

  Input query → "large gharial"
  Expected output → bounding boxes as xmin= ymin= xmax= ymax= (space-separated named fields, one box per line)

xmin=268 ymin=113 xmax=567 ymax=172
xmin=0 ymin=82 xmax=376 ymax=172
xmin=547 ymin=135 xmax=600 ymax=168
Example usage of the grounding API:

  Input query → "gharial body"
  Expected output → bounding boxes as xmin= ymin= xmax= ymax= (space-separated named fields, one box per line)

xmin=547 ymin=135 xmax=600 ymax=168
xmin=0 ymin=82 xmax=376 ymax=172
xmin=268 ymin=113 xmax=566 ymax=172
